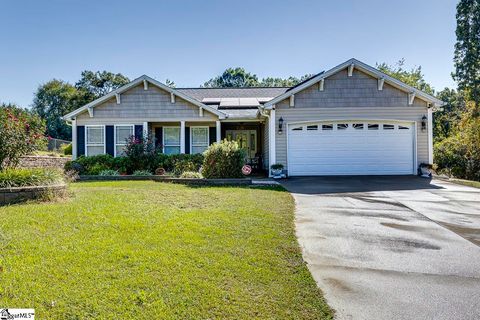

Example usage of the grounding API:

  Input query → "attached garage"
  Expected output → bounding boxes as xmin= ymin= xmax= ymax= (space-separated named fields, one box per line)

xmin=287 ymin=121 xmax=415 ymax=176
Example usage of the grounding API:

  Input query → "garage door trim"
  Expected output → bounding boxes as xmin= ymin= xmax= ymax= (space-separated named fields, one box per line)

xmin=286 ymin=119 xmax=417 ymax=176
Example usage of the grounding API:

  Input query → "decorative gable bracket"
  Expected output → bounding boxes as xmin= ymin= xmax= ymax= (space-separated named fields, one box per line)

xmin=378 ymin=78 xmax=385 ymax=91
xmin=348 ymin=63 xmax=354 ymax=77
xmin=408 ymin=92 xmax=416 ymax=105
xmin=171 ymin=93 xmax=175 ymax=104
xmin=115 ymin=93 xmax=121 ymax=104
xmin=318 ymin=78 xmax=324 ymax=91
xmin=87 ymin=107 xmax=94 ymax=117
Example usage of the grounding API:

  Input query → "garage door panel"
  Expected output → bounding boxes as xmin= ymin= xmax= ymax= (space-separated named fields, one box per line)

xmin=287 ymin=121 xmax=414 ymax=176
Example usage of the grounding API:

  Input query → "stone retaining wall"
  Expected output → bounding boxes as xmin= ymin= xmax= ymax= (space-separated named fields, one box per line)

xmin=19 ymin=156 xmax=70 ymax=169
xmin=0 ymin=184 xmax=67 ymax=205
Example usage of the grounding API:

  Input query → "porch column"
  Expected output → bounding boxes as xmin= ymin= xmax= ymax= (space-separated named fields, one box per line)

xmin=269 ymin=109 xmax=276 ymax=175
xmin=427 ymin=108 xmax=433 ymax=164
xmin=143 ymin=122 xmax=148 ymax=139
xmin=72 ymin=118 xmax=77 ymax=160
xmin=216 ymin=121 xmax=221 ymax=143
xmin=180 ymin=121 xmax=185 ymax=153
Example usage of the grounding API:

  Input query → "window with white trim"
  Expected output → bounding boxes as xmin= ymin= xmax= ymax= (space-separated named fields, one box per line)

xmin=191 ymin=127 xmax=209 ymax=154
xmin=115 ymin=125 xmax=134 ymax=156
xmin=86 ymin=126 xmax=105 ymax=156
xmin=163 ymin=127 xmax=181 ymax=154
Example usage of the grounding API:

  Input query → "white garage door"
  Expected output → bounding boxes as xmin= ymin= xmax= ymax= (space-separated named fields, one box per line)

xmin=287 ymin=121 xmax=415 ymax=176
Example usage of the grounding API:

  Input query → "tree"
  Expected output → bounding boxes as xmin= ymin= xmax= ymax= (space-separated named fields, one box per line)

xmin=75 ymin=71 xmax=130 ymax=101
xmin=377 ymin=59 xmax=435 ymax=95
xmin=32 ymin=80 xmax=85 ymax=140
xmin=453 ymin=0 xmax=480 ymax=104
xmin=203 ymin=67 xmax=260 ymax=87
xmin=0 ymin=103 xmax=46 ymax=169
xmin=203 ymin=67 xmax=313 ymax=88
xmin=433 ymin=88 xmax=466 ymax=142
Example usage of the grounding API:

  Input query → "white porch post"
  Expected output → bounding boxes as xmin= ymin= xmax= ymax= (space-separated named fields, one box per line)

xmin=427 ymin=108 xmax=433 ymax=164
xmin=180 ymin=121 xmax=185 ymax=154
xmin=216 ymin=121 xmax=221 ymax=143
xmin=269 ymin=108 xmax=276 ymax=176
xmin=72 ymin=118 xmax=77 ymax=160
xmin=143 ymin=122 xmax=148 ymax=139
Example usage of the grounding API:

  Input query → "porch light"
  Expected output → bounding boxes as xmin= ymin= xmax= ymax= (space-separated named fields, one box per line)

xmin=421 ymin=115 xmax=427 ymax=132
xmin=278 ymin=117 xmax=284 ymax=134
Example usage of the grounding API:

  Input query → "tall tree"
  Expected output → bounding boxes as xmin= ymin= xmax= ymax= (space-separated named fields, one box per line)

xmin=260 ymin=74 xmax=313 ymax=87
xmin=453 ymin=0 xmax=480 ymax=104
xmin=75 ymin=71 xmax=130 ymax=101
xmin=32 ymin=80 xmax=86 ymax=140
xmin=433 ymin=88 xmax=466 ymax=142
xmin=377 ymin=59 xmax=435 ymax=95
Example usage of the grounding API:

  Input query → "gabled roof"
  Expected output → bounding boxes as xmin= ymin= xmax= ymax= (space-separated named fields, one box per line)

xmin=263 ymin=58 xmax=445 ymax=109
xmin=62 ymin=75 xmax=227 ymax=120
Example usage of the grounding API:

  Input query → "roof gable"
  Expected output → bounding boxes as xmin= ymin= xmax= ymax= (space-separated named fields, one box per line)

xmin=62 ymin=75 xmax=227 ymax=120
xmin=263 ymin=58 xmax=444 ymax=109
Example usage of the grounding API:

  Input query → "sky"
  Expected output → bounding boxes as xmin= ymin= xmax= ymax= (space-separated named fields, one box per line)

xmin=0 ymin=0 xmax=458 ymax=108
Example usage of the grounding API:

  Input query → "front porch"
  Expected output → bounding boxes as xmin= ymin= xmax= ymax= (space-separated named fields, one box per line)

xmin=147 ymin=120 xmax=267 ymax=172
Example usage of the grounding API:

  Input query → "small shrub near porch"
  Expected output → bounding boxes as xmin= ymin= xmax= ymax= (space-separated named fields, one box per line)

xmin=202 ymin=140 xmax=246 ymax=179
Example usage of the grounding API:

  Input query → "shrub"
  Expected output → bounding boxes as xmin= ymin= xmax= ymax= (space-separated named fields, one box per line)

xmin=0 ymin=168 xmax=64 ymax=188
xmin=155 ymin=153 xmax=204 ymax=173
xmin=65 ymin=154 xmax=114 ymax=175
xmin=180 ymin=171 xmax=203 ymax=179
xmin=123 ymin=135 xmax=157 ymax=173
xmin=63 ymin=143 xmax=72 ymax=155
xmin=98 ymin=169 xmax=119 ymax=176
xmin=202 ymin=140 xmax=246 ymax=179
xmin=0 ymin=105 xmax=46 ymax=169
xmin=270 ymin=163 xmax=284 ymax=170
xmin=173 ymin=159 xmax=199 ymax=175
xmin=132 ymin=170 xmax=152 ymax=176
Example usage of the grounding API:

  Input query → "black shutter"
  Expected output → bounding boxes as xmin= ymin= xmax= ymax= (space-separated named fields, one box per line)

xmin=134 ymin=125 xmax=143 ymax=141
xmin=209 ymin=127 xmax=216 ymax=145
xmin=77 ymin=126 xmax=85 ymax=156
xmin=155 ymin=127 xmax=163 ymax=150
xmin=106 ymin=125 xmax=114 ymax=156
xmin=185 ymin=127 xmax=190 ymax=154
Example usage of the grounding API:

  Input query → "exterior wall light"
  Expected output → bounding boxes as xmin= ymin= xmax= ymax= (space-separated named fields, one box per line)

xmin=278 ymin=117 xmax=284 ymax=134
xmin=421 ymin=115 xmax=427 ymax=132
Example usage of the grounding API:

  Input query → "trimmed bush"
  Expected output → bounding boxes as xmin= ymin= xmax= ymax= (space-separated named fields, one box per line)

xmin=132 ymin=170 xmax=152 ymax=176
xmin=0 ymin=168 xmax=64 ymax=188
xmin=202 ymin=140 xmax=246 ymax=179
xmin=65 ymin=154 xmax=114 ymax=175
xmin=180 ymin=171 xmax=203 ymax=179
xmin=99 ymin=169 xmax=120 ymax=176
xmin=63 ymin=143 xmax=72 ymax=155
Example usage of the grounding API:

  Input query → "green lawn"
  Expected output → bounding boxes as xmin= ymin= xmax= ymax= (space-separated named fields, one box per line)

xmin=0 ymin=181 xmax=333 ymax=319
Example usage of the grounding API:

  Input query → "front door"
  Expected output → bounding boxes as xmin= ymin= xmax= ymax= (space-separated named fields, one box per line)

xmin=225 ymin=130 xmax=257 ymax=158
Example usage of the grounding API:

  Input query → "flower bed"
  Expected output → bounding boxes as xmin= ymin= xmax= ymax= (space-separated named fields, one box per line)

xmin=0 ymin=168 xmax=66 ymax=205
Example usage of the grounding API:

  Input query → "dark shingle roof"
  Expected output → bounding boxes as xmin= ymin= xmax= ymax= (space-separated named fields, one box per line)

xmin=176 ymin=87 xmax=289 ymax=101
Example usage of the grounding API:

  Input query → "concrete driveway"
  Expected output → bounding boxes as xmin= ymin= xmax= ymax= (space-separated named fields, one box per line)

xmin=281 ymin=176 xmax=480 ymax=320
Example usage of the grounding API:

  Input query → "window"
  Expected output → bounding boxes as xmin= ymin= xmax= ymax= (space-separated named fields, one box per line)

xmin=292 ymin=126 xmax=303 ymax=131
xmin=337 ymin=123 xmax=349 ymax=130
xmin=191 ymin=127 xmax=209 ymax=154
xmin=368 ymin=124 xmax=379 ymax=130
xmin=163 ymin=127 xmax=181 ymax=154
xmin=115 ymin=125 xmax=134 ymax=157
xmin=353 ymin=123 xmax=364 ymax=130
xmin=383 ymin=124 xmax=395 ymax=130
xmin=399 ymin=125 xmax=410 ymax=130
xmin=322 ymin=124 xmax=333 ymax=130
xmin=85 ymin=126 xmax=105 ymax=156
xmin=307 ymin=125 xmax=318 ymax=131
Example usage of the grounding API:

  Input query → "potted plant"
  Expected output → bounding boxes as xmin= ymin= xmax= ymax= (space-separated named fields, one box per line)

xmin=418 ymin=163 xmax=433 ymax=178
xmin=270 ymin=163 xmax=284 ymax=178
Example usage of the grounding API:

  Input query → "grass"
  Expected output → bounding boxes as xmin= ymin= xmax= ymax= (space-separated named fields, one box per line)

xmin=447 ymin=177 xmax=480 ymax=189
xmin=0 ymin=181 xmax=333 ymax=319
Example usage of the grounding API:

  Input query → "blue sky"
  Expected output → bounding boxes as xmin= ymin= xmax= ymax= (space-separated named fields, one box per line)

xmin=1 ymin=0 xmax=458 ymax=107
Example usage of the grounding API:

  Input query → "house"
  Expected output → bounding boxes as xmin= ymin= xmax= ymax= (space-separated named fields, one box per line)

xmin=62 ymin=58 xmax=444 ymax=176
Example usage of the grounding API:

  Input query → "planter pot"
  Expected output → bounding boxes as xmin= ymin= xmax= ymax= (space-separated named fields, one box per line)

xmin=271 ymin=168 xmax=283 ymax=178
